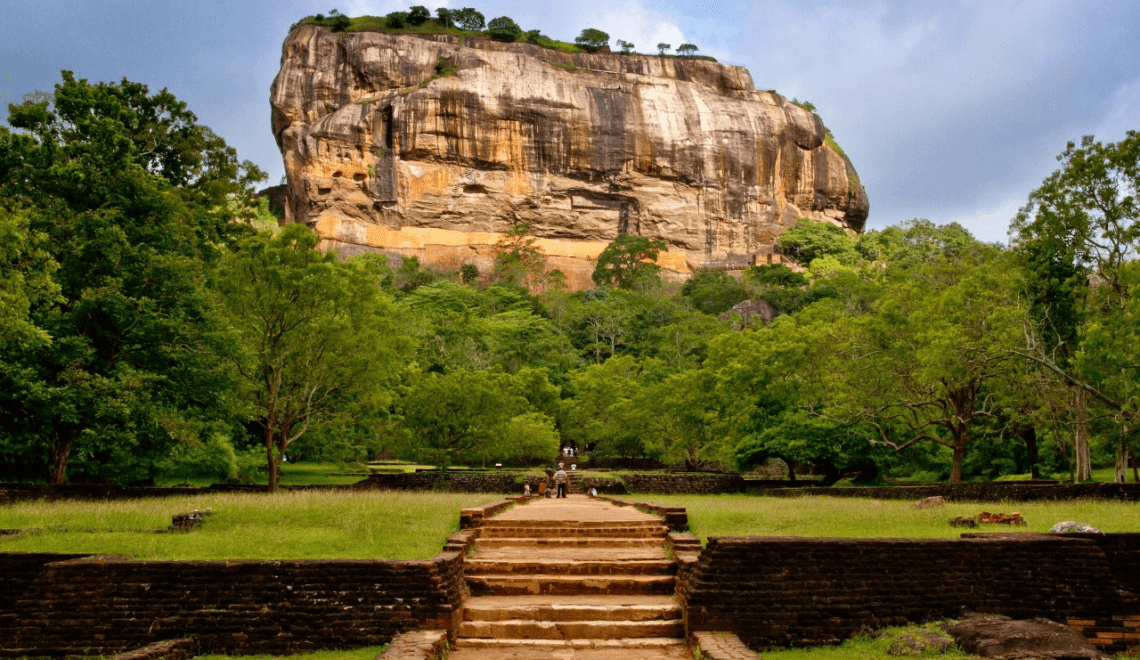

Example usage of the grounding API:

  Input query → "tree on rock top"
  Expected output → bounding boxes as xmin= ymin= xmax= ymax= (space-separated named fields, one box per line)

xmin=575 ymin=28 xmax=610 ymax=52
xmin=592 ymin=234 xmax=668 ymax=289
xmin=452 ymin=7 xmax=485 ymax=31
xmin=407 ymin=5 xmax=431 ymax=25
xmin=487 ymin=16 xmax=521 ymax=41
xmin=677 ymin=43 xmax=699 ymax=56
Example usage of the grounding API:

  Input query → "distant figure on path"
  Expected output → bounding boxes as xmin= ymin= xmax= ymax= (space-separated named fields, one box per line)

xmin=523 ymin=483 xmax=531 ymax=496
xmin=554 ymin=463 xmax=569 ymax=498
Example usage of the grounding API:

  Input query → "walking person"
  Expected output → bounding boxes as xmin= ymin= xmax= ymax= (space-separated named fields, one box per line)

xmin=554 ymin=463 xmax=568 ymax=498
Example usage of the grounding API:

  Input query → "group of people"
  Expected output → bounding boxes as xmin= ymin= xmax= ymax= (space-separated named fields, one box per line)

xmin=524 ymin=461 xmax=596 ymax=498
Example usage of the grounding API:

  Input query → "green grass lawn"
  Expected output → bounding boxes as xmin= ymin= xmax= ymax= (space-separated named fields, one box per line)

xmin=638 ymin=494 xmax=1140 ymax=544
xmin=0 ymin=491 xmax=489 ymax=560
xmin=195 ymin=647 xmax=388 ymax=660
xmin=753 ymin=622 xmax=972 ymax=660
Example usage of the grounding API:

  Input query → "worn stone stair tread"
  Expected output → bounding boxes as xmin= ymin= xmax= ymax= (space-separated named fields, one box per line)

xmin=482 ymin=519 xmax=668 ymax=529
xmin=464 ymin=595 xmax=681 ymax=621
xmin=454 ymin=637 xmax=686 ymax=650
xmin=448 ymin=647 xmax=694 ymax=660
xmin=458 ymin=618 xmax=684 ymax=639
xmin=473 ymin=547 xmax=668 ymax=561
xmin=479 ymin=526 xmax=669 ymax=537
xmin=475 ymin=537 xmax=662 ymax=547
xmin=467 ymin=574 xmax=675 ymax=596
xmin=465 ymin=559 xmax=674 ymax=575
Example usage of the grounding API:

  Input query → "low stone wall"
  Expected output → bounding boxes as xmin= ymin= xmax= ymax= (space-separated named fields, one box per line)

xmin=0 ymin=553 xmax=466 ymax=657
xmin=601 ymin=497 xmax=688 ymax=532
xmin=622 ymin=473 xmax=745 ymax=494
xmin=354 ymin=472 xmax=523 ymax=493
xmin=0 ymin=482 xmax=348 ymax=504
xmin=750 ymin=481 xmax=1140 ymax=502
xmin=681 ymin=534 xmax=1140 ymax=654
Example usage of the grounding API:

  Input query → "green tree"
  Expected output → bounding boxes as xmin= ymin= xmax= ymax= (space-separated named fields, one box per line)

xmin=617 ymin=40 xmax=635 ymax=53
xmin=1010 ymin=131 xmax=1140 ymax=481
xmin=492 ymin=222 xmax=549 ymax=291
xmin=592 ymin=234 xmax=668 ymax=289
xmin=656 ymin=43 xmax=671 ymax=56
xmin=835 ymin=244 xmax=1023 ymax=483
xmin=676 ymin=43 xmax=698 ymax=56
xmin=0 ymin=72 xmax=262 ymax=484
xmin=575 ymin=28 xmax=610 ymax=51
xmin=385 ymin=11 xmax=409 ymax=29
xmin=401 ymin=370 xmax=527 ymax=467
xmin=214 ymin=225 xmax=412 ymax=491
xmin=776 ymin=218 xmax=858 ymax=267
xmin=0 ymin=205 xmax=59 ymax=345
xmin=435 ymin=8 xmax=453 ymax=27
xmin=452 ymin=7 xmax=486 ymax=31
xmin=487 ymin=16 xmax=521 ymax=41
xmin=680 ymin=268 xmax=748 ymax=315
xmin=407 ymin=5 xmax=431 ymax=25
xmin=499 ymin=412 xmax=560 ymax=467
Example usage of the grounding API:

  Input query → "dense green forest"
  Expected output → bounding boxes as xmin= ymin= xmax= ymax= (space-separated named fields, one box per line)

xmin=1 ymin=73 xmax=1137 ymax=489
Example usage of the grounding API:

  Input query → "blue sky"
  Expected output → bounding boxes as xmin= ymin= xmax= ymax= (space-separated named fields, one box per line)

xmin=3 ymin=0 xmax=1138 ymax=243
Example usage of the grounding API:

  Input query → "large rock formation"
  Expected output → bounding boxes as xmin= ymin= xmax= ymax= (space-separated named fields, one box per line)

xmin=271 ymin=25 xmax=868 ymax=288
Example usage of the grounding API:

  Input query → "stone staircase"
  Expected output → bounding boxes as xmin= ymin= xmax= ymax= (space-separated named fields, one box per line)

xmin=453 ymin=498 xmax=689 ymax=657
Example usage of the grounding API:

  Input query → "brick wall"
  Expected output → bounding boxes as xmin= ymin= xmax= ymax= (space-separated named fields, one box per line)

xmin=751 ymin=482 xmax=1140 ymax=502
xmin=621 ymin=473 xmax=745 ymax=494
xmin=353 ymin=472 xmax=523 ymax=493
xmin=682 ymin=534 xmax=1139 ymax=654
xmin=0 ymin=552 xmax=466 ymax=657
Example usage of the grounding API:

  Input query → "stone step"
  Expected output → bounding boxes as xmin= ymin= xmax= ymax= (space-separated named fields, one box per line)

xmin=465 ymin=559 xmax=675 ymax=576
xmin=481 ymin=519 xmax=666 ymax=529
xmin=478 ymin=525 xmax=669 ymax=538
xmin=458 ymin=618 xmax=685 ymax=640
xmin=453 ymin=637 xmax=686 ymax=651
xmin=475 ymin=537 xmax=663 ymax=548
xmin=467 ymin=575 xmax=676 ymax=596
xmin=463 ymin=596 xmax=681 ymax=622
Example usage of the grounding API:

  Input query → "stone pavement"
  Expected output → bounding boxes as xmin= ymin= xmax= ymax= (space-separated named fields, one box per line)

xmin=448 ymin=495 xmax=693 ymax=660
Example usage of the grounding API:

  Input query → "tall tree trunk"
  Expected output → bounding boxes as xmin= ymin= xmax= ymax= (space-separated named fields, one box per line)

xmin=950 ymin=433 xmax=967 ymax=484
xmin=49 ymin=427 xmax=77 ymax=485
xmin=265 ymin=425 xmax=278 ymax=493
xmin=783 ymin=458 xmax=796 ymax=482
xmin=1074 ymin=390 xmax=1091 ymax=482
xmin=1115 ymin=425 xmax=1129 ymax=484
xmin=1019 ymin=426 xmax=1040 ymax=479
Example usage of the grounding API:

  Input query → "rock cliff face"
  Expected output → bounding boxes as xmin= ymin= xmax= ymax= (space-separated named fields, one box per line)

xmin=271 ymin=26 xmax=869 ymax=288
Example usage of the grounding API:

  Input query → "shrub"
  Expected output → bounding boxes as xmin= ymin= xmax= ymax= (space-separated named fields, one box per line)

xmin=487 ymin=16 xmax=521 ymax=41
xmin=385 ymin=11 xmax=408 ymax=29
xmin=575 ymin=28 xmax=610 ymax=52
xmin=460 ymin=264 xmax=480 ymax=284
xmin=525 ymin=29 xmax=543 ymax=44
xmin=452 ymin=7 xmax=485 ymax=31
xmin=407 ymin=5 xmax=431 ymax=25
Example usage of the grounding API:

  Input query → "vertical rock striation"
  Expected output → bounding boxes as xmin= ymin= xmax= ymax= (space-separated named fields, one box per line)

xmin=271 ymin=26 xmax=869 ymax=288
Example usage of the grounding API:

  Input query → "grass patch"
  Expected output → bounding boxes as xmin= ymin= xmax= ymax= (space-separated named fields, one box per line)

xmin=195 ymin=647 xmax=388 ymax=660
xmin=825 ymin=131 xmax=847 ymax=160
xmin=638 ymin=494 xmax=1140 ymax=544
xmin=551 ymin=62 xmax=578 ymax=71
xmin=756 ymin=622 xmax=971 ymax=660
xmin=154 ymin=461 xmax=370 ymax=488
xmin=0 ymin=491 xmax=488 ymax=560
